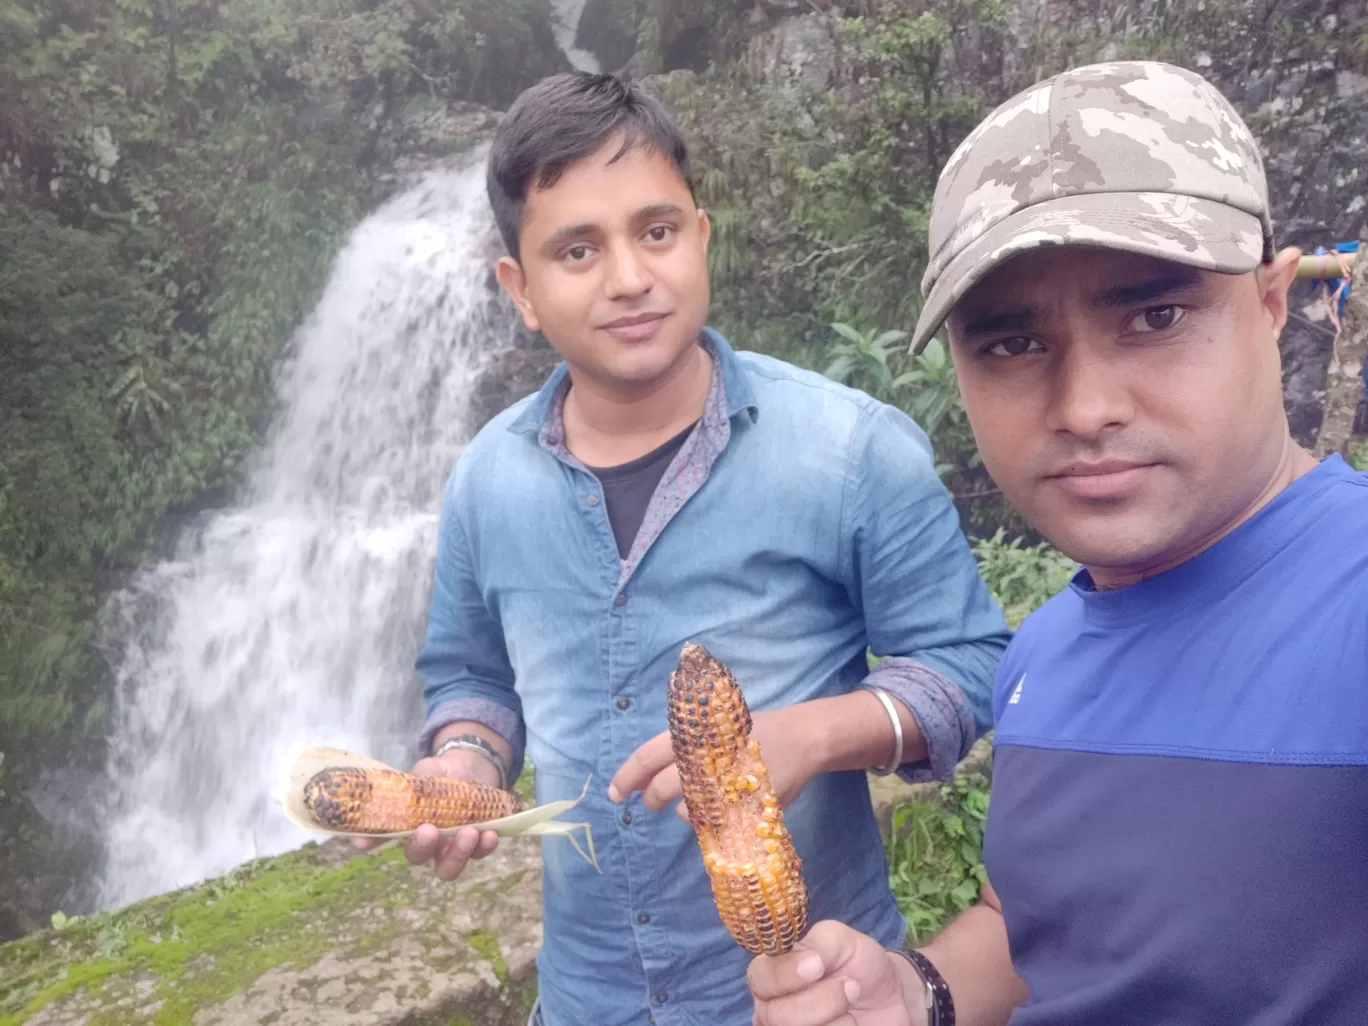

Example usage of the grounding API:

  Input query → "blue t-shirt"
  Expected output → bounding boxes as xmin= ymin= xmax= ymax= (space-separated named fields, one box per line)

xmin=985 ymin=454 xmax=1368 ymax=1025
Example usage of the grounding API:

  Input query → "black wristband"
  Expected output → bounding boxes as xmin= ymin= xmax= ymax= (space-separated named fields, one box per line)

xmin=893 ymin=947 xmax=955 ymax=1026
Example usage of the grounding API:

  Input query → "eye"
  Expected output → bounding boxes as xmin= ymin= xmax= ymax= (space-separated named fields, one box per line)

xmin=1128 ymin=304 xmax=1186 ymax=333
xmin=644 ymin=225 xmax=673 ymax=243
xmin=564 ymin=245 xmax=592 ymax=262
xmin=983 ymin=336 xmax=1045 ymax=358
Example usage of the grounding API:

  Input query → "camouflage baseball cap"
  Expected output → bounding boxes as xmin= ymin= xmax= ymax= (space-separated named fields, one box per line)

xmin=909 ymin=60 xmax=1275 ymax=354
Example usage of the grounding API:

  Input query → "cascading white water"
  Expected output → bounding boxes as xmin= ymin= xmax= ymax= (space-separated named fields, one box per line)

xmin=551 ymin=0 xmax=603 ymax=73
xmin=95 ymin=155 xmax=523 ymax=909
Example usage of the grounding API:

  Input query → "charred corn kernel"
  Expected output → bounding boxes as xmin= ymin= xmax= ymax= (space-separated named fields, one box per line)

xmin=301 ymin=766 xmax=524 ymax=833
xmin=667 ymin=642 xmax=809 ymax=956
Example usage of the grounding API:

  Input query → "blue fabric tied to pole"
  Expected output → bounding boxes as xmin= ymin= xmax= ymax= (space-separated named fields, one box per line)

xmin=1307 ymin=241 xmax=1363 ymax=401
xmin=1311 ymin=240 xmax=1358 ymax=319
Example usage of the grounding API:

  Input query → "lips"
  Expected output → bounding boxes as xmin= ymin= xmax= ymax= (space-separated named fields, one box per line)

xmin=600 ymin=311 xmax=670 ymax=343
xmin=1046 ymin=459 xmax=1158 ymax=501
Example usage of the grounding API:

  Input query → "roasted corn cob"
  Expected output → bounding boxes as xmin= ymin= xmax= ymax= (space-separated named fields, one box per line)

xmin=301 ymin=766 xmax=524 ymax=833
xmin=668 ymin=642 xmax=808 ymax=956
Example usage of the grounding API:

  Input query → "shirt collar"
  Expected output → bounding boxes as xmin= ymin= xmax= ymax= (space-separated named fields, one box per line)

xmin=507 ymin=327 xmax=759 ymax=444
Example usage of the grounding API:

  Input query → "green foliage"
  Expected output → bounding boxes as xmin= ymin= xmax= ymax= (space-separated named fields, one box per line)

xmin=972 ymin=530 xmax=1078 ymax=628
xmin=0 ymin=0 xmax=564 ymax=765
xmin=1348 ymin=436 xmax=1368 ymax=472
xmin=824 ymin=322 xmax=973 ymax=476
xmin=662 ymin=0 xmax=1026 ymax=535
xmin=884 ymin=526 xmax=1073 ymax=941
xmin=0 ymin=0 xmax=567 ymax=941
xmin=886 ymin=764 xmax=991 ymax=943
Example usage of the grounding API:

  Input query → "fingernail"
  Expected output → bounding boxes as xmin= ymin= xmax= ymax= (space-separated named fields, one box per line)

xmin=843 ymin=979 xmax=861 ymax=1004
xmin=607 ymin=784 xmax=621 ymax=803
xmin=796 ymin=954 xmax=824 ymax=981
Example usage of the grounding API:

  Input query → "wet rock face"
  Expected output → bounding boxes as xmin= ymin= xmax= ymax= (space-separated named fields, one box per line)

xmin=1251 ymin=47 xmax=1368 ymax=444
xmin=745 ymin=12 xmax=838 ymax=88
xmin=576 ymin=0 xmax=640 ymax=72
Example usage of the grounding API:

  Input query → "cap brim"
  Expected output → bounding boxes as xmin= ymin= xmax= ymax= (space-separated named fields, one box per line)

xmin=909 ymin=192 xmax=1267 ymax=354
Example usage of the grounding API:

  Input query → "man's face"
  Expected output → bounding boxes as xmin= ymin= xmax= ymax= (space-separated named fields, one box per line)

xmin=496 ymin=136 xmax=711 ymax=396
xmin=946 ymin=245 xmax=1300 ymax=578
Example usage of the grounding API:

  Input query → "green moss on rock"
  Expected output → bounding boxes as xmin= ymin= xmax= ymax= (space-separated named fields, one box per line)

xmin=465 ymin=931 xmax=509 ymax=987
xmin=1 ymin=836 xmax=546 ymax=1026
xmin=0 ymin=843 xmax=417 ymax=1025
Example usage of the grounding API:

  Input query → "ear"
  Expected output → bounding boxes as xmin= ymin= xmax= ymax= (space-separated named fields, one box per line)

xmin=1256 ymin=246 xmax=1301 ymax=341
xmin=496 ymin=255 xmax=540 ymax=333
xmin=696 ymin=207 xmax=711 ymax=254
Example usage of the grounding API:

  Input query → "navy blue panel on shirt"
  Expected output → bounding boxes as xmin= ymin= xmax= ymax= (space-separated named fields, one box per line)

xmin=985 ymin=455 xmax=1368 ymax=1025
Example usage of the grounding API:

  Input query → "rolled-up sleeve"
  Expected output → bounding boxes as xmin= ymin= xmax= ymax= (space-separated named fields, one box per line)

xmin=415 ymin=472 xmax=524 ymax=768
xmin=840 ymin=401 xmax=1011 ymax=781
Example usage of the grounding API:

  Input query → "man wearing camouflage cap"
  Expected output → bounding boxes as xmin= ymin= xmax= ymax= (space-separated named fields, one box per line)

xmin=746 ymin=60 xmax=1368 ymax=1026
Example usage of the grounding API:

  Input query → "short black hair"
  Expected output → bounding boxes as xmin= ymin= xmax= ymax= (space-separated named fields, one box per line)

xmin=486 ymin=71 xmax=695 ymax=261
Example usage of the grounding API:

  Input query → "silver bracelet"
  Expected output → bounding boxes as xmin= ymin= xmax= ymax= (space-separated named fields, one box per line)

xmin=433 ymin=733 xmax=512 ymax=790
xmin=867 ymin=687 xmax=904 ymax=776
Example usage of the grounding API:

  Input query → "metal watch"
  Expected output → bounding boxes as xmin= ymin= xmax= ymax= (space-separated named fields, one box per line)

xmin=432 ymin=733 xmax=511 ymax=790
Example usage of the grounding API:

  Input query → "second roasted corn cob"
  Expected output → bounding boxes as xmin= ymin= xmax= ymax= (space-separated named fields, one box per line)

xmin=667 ymin=641 xmax=809 ymax=956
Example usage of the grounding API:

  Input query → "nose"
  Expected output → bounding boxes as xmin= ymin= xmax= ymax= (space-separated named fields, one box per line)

xmin=1044 ymin=338 xmax=1134 ymax=441
xmin=603 ymin=239 xmax=653 ymax=299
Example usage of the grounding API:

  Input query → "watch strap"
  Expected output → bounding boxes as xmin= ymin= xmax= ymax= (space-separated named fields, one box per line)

xmin=894 ymin=946 xmax=955 ymax=1026
xmin=432 ymin=733 xmax=512 ymax=790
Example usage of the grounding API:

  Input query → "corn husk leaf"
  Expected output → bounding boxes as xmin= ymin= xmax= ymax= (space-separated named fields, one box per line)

xmin=271 ymin=743 xmax=599 ymax=871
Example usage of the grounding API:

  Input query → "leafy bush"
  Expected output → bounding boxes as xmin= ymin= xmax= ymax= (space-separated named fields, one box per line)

xmin=973 ymin=530 xmax=1078 ymax=628
xmin=886 ymin=764 xmax=991 ymax=943
xmin=1349 ymin=436 xmax=1368 ymax=472
xmin=884 ymin=518 xmax=1071 ymax=941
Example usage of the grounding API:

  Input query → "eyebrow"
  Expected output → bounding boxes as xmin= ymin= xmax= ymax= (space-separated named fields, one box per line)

xmin=635 ymin=202 xmax=686 ymax=222
xmin=959 ymin=306 xmax=1039 ymax=338
xmin=955 ymin=265 xmax=1207 ymax=338
xmin=1091 ymin=267 xmax=1204 ymax=308
xmin=543 ymin=222 xmax=599 ymax=251
xmin=541 ymin=204 xmax=687 ymax=253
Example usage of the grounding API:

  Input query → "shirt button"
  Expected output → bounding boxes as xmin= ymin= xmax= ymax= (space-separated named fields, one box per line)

xmin=637 ymin=911 xmax=650 ymax=924
xmin=654 ymin=992 xmax=667 ymax=1004
xmin=621 ymin=810 xmax=633 ymax=825
xmin=616 ymin=696 xmax=630 ymax=710
xmin=585 ymin=494 xmax=599 ymax=506
xmin=614 ymin=594 xmax=627 ymax=606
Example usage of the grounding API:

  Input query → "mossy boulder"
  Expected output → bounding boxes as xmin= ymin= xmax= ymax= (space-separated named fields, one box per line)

xmin=0 ymin=836 xmax=544 ymax=1026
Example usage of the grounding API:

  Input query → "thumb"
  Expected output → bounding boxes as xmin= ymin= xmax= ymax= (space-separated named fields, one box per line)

xmin=793 ymin=920 xmax=866 ymax=977
xmin=746 ymin=920 xmax=867 ymax=1003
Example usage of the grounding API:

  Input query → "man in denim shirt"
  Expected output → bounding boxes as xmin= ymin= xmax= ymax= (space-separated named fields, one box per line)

xmin=378 ymin=72 xmax=1010 ymax=1026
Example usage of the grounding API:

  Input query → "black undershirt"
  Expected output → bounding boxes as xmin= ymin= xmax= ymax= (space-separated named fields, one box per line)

xmin=585 ymin=421 xmax=697 ymax=558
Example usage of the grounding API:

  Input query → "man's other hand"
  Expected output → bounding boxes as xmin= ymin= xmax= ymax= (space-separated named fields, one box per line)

xmin=608 ymin=706 xmax=823 ymax=819
xmin=352 ymin=749 xmax=502 ymax=881
xmin=749 ymin=920 xmax=918 ymax=1026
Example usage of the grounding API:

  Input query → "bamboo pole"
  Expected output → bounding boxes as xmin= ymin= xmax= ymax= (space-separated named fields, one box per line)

xmin=1297 ymin=250 xmax=1357 ymax=279
xmin=1311 ymin=234 xmax=1368 ymax=460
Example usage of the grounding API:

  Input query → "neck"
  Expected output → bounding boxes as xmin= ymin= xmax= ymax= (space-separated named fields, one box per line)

xmin=1088 ymin=433 xmax=1319 ymax=591
xmin=561 ymin=341 xmax=712 ymax=466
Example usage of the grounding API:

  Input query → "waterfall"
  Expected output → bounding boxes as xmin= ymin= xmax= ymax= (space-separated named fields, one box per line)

xmin=551 ymin=0 xmax=602 ymax=73
xmin=95 ymin=154 xmax=522 ymax=909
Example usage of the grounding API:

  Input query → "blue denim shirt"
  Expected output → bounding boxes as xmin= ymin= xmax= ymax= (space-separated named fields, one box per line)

xmin=416 ymin=330 xmax=1010 ymax=1026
